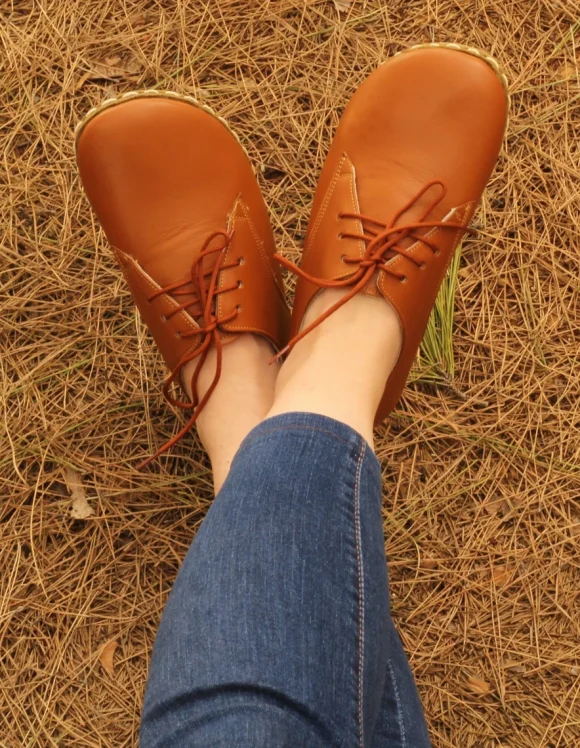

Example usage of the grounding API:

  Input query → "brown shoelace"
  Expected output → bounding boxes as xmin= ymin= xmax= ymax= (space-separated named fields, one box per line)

xmin=138 ymin=229 xmax=240 ymax=469
xmin=273 ymin=181 xmax=475 ymax=360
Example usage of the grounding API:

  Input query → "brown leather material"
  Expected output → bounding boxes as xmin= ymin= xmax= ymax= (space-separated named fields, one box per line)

xmin=76 ymin=94 xmax=289 ymax=464
xmin=76 ymin=97 xmax=289 ymax=360
xmin=286 ymin=46 xmax=508 ymax=422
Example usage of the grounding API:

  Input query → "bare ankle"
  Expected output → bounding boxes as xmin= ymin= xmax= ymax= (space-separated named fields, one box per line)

xmin=184 ymin=335 xmax=279 ymax=492
xmin=268 ymin=290 xmax=402 ymax=447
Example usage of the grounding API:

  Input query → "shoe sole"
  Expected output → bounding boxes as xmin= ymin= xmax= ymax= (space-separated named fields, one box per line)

xmin=74 ymin=88 xmax=249 ymax=161
xmin=394 ymin=42 xmax=509 ymax=103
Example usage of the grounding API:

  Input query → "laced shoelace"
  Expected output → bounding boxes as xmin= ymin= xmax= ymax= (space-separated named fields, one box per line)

xmin=138 ymin=229 xmax=241 ymax=469
xmin=273 ymin=181 xmax=475 ymax=361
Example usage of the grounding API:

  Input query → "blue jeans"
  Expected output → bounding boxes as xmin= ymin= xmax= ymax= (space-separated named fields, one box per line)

xmin=141 ymin=413 xmax=431 ymax=747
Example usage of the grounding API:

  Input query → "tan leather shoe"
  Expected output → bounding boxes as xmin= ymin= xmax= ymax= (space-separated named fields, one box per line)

xmin=76 ymin=91 xmax=289 ymax=466
xmin=279 ymin=43 xmax=508 ymax=423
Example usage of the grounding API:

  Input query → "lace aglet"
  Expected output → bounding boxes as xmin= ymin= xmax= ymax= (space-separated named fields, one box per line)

xmin=136 ymin=437 xmax=174 ymax=470
xmin=136 ymin=454 xmax=155 ymax=471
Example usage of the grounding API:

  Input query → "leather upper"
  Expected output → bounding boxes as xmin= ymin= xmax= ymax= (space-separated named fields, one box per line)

xmin=76 ymin=97 xmax=289 ymax=375
xmin=291 ymin=47 xmax=508 ymax=421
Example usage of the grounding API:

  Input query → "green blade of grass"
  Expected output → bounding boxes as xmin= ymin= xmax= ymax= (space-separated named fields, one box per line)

xmin=414 ymin=243 xmax=462 ymax=385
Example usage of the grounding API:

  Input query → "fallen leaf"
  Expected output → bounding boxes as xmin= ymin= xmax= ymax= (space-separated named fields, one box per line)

xmin=420 ymin=559 xmax=438 ymax=570
xmin=64 ymin=468 xmax=95 ymax=519
xmin=458 ymin=266 xmax=472 ymax=279
xmin=492 ymin=565 xmax=508 ymax=585
xmin=86 ymin=57 xmax=142 ymax=82
xmin=333 ymin=0 xmax=352 ymax=10
xmin=90 ymin=61 xmax=126 ymax=80
xmin=503 ymin=658 xmax=525 ymax=674
xmin=466 ymin=674 xmax=491 ymax=695
xmin=559 ymin=60 xmax=578 ymax=80
xmin=240 ymin=76 xmax=259 ymax=90
xmin=122 ymin=58 xmax=142 ymax=76
xmin=130 ymin=12 xmax=150 ymax=27
xmin=99 ymin=639 xmax=118 ymax=676
xmin=483 ymin=496 xmax=505 ymax=515
xmin=74 ymin=71 xmax=93 ymax=91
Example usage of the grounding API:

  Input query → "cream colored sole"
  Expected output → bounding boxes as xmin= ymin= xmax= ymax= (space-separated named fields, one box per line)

xmin=74 ymin=88 xmax=248 ymax=159
xmin=394 ymin=42 xmax=509 ymax=101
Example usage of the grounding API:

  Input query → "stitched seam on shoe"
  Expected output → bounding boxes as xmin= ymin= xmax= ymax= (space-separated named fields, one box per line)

xmin=303 ymin=153 xmax=347 ymax=261
xmin=379 ymin=203 xmax=474 ymax=320
xmin=353 ymin=442 xmax=366 ymax=747
xmin=238 ymin=200 xmax=281 ymax=289
xmin=219 ymin=199 xmax=284 ymax=336
xmin=387 ymin=659 xmax=407 ymax=748
xmin=348 ymin=160 xmax=366 ymax=262
xmin=115 ymin=249 xmax=200 ymax=336
xmin=380 ymin=201 xmax=475 ymax=276
xmin=219 ymin=197 xmax=241 ymax=324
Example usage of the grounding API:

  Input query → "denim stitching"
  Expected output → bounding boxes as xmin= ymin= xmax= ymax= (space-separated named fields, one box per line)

xmin=353 ymin=442 xmax=366 ymax=747
xmin=387 ymin=659 xmax=407 ymax=747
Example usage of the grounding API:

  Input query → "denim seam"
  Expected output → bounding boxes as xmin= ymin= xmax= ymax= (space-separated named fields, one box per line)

xmin=354 ymin=441 xmax=366 ymax=748
xmin=387 ymin=658 xmax=407 ymax=748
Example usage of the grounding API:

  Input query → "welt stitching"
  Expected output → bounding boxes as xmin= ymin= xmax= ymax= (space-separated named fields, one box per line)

xmin=303 ymin=153 xmax=347 ymax=260
xmin=347 ymin=158 xmax=366 ymax=261
xmin=116 ymin=248 xmax=199 ymax=334
xmin=239 ymin=202 xmax=281 ymax=288
xmin=387 ymin=659 xmax=407 ymax=747
xmin=353 ymin=441 xmax=366 ymax=747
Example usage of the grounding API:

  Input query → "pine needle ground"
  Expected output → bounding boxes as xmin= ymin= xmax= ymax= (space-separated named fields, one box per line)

xmin=1 ymin=2 xmax=579 ymax=746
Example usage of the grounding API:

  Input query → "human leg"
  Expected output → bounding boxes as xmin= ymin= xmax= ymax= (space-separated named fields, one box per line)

xmin=369 ymin=621 xmax=431 ymax=748
xmin=183 ymin=336 xmax=279 ymax=493
xmin=77 ymin=44 xmax=508 ymax=748
xmin=141 ymin=286 xmax=430 ymax=746
xmin=140 ymin=411 xmax=411 ymax=747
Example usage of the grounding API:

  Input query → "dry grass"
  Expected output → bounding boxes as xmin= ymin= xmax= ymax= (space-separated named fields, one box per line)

xmin=1 ymin=0 xmax=580 ymax=746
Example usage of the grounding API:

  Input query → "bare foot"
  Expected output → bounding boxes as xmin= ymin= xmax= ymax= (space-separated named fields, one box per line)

xmin=267 ymin=289 xmax=402 ymax=449
xmin=182 ymin=335 xmax=279 ymax=493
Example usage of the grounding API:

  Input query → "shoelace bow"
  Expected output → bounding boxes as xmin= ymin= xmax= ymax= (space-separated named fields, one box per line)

xmin=138 ymin=229 xmax=240 ymax=469
xmin=273 ymin=180 xmax=475 ymax=360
